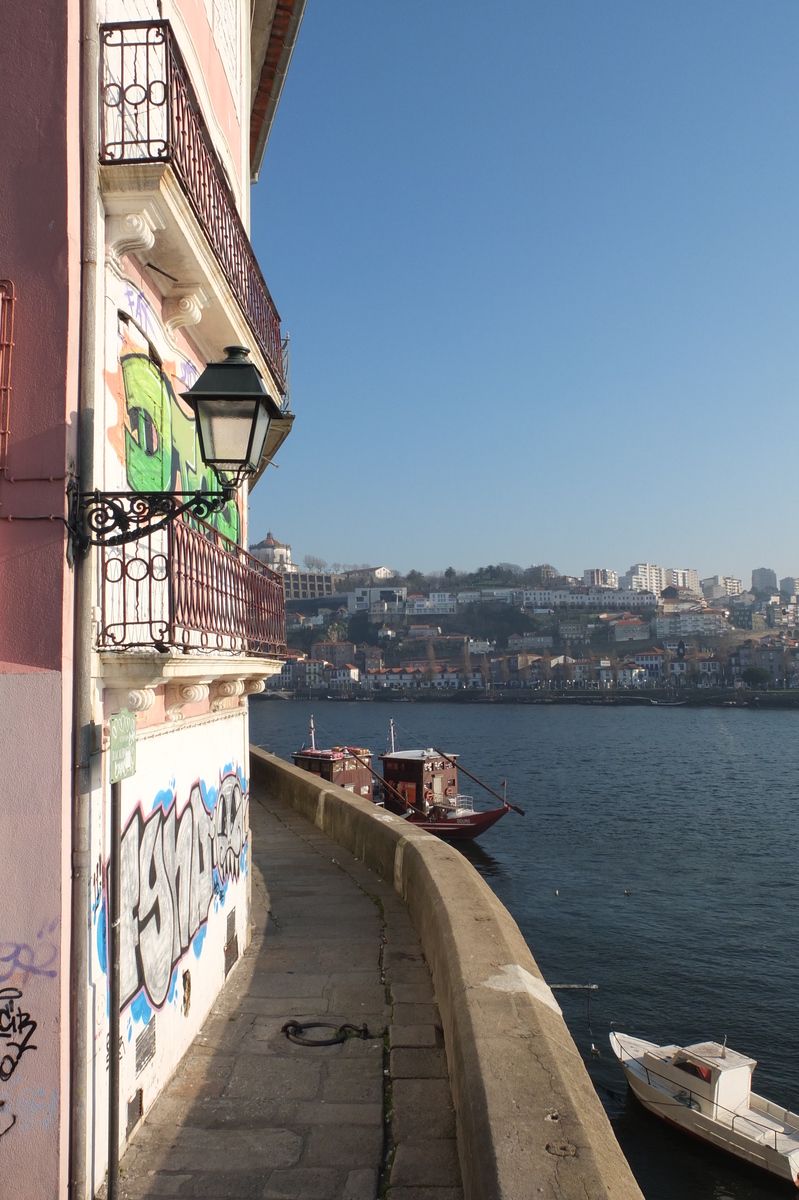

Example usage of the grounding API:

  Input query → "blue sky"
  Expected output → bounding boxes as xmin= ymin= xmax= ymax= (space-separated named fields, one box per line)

xmin=249 ymin=1 xmax=799 ymax=585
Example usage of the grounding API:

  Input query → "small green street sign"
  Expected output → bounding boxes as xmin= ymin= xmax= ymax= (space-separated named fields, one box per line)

xmin=109 ymin=708 xmax=136 ymax=783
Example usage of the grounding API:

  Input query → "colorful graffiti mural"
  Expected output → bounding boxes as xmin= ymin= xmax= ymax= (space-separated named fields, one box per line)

xmin=119 ymin=771 xmax=248 ymax=1010
xmin=106 ymin=289 xmax=240 ymax=543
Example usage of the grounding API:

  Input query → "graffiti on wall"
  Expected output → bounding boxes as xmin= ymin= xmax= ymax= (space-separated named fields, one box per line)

xmin=106 ymin=288 xmax=240 ymax=543
xmin=0 ymin=989 xmax=38 ymax=1083
xmin=120 ymin=771 xmax=248 ymax=1010
xmin=0 ymin=920 xmax=60 ymax=986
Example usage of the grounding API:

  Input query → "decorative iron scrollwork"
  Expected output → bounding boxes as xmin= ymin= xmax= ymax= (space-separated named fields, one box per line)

xmin=70 ymin=488 xmax=234 ymax=552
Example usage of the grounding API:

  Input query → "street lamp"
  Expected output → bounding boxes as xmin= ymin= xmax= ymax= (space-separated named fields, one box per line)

xmin=182 ymin=345 xmax=281 ymax=487
xmin=69 ymin=345 xmax=281 ymax=552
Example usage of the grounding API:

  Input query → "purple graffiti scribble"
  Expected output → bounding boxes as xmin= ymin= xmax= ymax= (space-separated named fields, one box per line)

xmin=0 ymin=989 xmax=38 ymax=1082
xmin=0 ymin=941 xmax=57 ymax=985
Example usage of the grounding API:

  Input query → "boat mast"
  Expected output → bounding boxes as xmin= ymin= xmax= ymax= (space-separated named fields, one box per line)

xmin=310 ymin=714 xmax=316 ymax=752
xmin=389 ymin=718 xmax=396 ymax=754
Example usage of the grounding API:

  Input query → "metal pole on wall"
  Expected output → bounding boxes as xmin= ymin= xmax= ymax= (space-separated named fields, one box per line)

xmin=108 ymin=778 xmax=121 ymax=1200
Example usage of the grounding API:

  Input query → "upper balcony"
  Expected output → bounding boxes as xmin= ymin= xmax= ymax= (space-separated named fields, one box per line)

xmin=99 ymin=21 xmax=286 ymax=398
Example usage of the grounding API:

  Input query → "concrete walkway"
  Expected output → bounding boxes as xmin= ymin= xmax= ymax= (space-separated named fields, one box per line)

xmin=115 ymin=785 xmax=463 ymax=1200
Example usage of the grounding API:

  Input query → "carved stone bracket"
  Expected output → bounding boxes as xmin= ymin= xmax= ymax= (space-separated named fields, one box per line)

xmin=166 ymin=682 xmax=210 ymax=722
xmin=163 ymin=288 xmax=208 ymax=336
xmin=210 ymin=679 xmax=245 ymax=712
xmin=106 ymin=210 xmax=160 ymax=271
xmin=127 ymin=687 xmax=156 ymax=712
xmin=242 ymin=679 xmax=266 ymax=697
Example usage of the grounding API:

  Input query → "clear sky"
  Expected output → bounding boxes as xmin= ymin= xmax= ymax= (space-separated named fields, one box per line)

xmin=249 ymin=1 xmax=799 ymax=586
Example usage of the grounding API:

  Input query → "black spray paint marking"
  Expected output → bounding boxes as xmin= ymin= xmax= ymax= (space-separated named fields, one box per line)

xmin=0 ymin=989 xmax=38 ymax=1082
xmin=0 ymin=1098 xmax=15 ymax=1138
xmin=120 ymin=774 xmax=248 ymax=1010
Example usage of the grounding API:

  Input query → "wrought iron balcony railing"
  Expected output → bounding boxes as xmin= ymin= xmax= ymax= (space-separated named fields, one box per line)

xmin=99 ymin=508 xmax=286 ymax=656
xmin=100 ymin=21 xmax=285 ymax=393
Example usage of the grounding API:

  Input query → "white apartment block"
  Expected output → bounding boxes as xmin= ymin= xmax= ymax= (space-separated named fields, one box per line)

xmin=406 ymin=594 xmax=457 ymax=616
xmin=583 ymin=568 xmax=619 ymax=588
xmin=621 ymin=563 xmax=669 ymax=593
xmin=348 ymin=586 xmax=408 ymax=613
xmin=666 ymin=567 xmax=701 ymax=594
xmin=702 ymin=575 xmax=743 ymax=600
xmin=654 ymin=611 xmax=728 ymax=637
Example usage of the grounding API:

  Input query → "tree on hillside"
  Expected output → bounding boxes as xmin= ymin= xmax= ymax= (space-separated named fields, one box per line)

xmin=406 ymin=570 xmax=424 ymax=588
xmin=742 ymin=666 xmax=771 ymax=687
xmin=444 ymin=566 xmax=456 ymax=580
xmin=304 ymin=554 xmax=328 ymax=571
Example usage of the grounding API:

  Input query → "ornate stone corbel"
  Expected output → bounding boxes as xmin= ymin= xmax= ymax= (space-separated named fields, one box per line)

xmin=165 ymin=683 xmax=209 ymax=722
xmin=242 ymin=679 xmax=266 ymax=697
xmin=210 ymin=679 xmax=245 ymax=712
xmin=127 ymin=687 xmax=156 ymax=712
xmin=163 ymin=289 xmax=208 ymax=336
xmin=106 ymin=211 xmax=158 ymax=271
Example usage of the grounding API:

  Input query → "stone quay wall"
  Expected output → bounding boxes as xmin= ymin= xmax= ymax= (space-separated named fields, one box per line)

xmin=250 ymin=747 xmax=644 ymax=1200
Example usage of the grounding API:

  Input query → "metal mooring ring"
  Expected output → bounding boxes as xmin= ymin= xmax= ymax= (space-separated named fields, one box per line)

xmin=281 ymin=1020 xmax=370 ymax=1047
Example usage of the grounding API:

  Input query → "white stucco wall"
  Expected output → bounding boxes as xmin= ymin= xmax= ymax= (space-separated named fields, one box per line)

xmin=89 ymin=709 xmax=250 ymax=1186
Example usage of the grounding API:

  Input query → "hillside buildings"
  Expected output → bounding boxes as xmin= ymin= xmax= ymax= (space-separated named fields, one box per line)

xmin=1 ymin=3 xmax=304 ymax=1196
xmin=701 ymin=575 xmax=743 ymax=600
xmin=618 ymin=563 xmax=701 ymax=595
xmin=250 ymin=531 xmax=336 ymax=599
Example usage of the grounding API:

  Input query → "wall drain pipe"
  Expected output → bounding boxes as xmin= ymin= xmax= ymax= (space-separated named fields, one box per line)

xmin=69 ymin=0 xmax=98 ymax=1192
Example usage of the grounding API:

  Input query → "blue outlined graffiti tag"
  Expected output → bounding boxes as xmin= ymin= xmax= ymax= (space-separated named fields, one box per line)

xmin=120 ymin=773 xmax=248 ymax=1010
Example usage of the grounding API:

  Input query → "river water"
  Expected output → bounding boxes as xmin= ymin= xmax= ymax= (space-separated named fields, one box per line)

xmin=250 ymin=698 xmax=799 ymax=1199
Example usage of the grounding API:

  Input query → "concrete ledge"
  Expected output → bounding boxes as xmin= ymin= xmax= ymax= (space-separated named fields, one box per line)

xmin=250 ymin=747 xmax=643 ymax=1200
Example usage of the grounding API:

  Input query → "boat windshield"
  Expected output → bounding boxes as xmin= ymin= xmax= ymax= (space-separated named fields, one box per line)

xmin=673 ymin=1059 xmax=712 ymax=1083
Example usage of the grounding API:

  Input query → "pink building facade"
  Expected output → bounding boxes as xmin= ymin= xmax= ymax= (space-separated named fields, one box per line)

xmin=0 ymin=2 xmax=304 ymax=1196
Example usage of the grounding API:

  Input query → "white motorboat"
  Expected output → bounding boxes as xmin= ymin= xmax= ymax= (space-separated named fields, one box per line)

xmin=610 ymin=1032 xmax=799 ymax=1185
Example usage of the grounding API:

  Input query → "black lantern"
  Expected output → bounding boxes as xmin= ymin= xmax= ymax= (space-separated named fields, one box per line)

xmin=68 ymin=344 xmax=283 ymax=554
xmin=182 ymin=345 xmax=282 ymax=486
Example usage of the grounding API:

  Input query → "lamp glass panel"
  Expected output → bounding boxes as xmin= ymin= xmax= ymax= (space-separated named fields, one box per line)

xmin=247 ymin=403 xmax=272 ymax=471
xmin=195 ymin=398 xmax=258 ymax=466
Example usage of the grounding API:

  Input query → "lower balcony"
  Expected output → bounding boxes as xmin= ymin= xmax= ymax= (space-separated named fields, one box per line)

xmin=98 ymin=512 xmax=286 ymax=658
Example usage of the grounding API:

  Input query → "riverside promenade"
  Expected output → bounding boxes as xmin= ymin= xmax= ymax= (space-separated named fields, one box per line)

xmin=113 ymin=785 xmax=463 ymax=1200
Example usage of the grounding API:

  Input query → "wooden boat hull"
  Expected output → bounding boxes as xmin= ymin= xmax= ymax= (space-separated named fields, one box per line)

xmin=404 ymin=804 xmax=510 ymax=841
xmin=610 ymin=1033 xmax=799 ymax=1184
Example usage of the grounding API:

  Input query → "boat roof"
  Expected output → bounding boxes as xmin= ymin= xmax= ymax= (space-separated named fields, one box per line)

xmin=380 ymin=749 xmax=458 ymax=761
xmin=673 ymin=1042 xmax=756 ymax=1071
xmin=293 ymin=746 xmax=371 ymax=760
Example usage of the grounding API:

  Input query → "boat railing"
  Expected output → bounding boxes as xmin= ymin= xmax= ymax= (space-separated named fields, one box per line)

xmin=625 ymin=1049 xmax=785 ymax=1147
xmin=730 ymin=1113 xmax=779 ymax=1150
xmin=454 ymin=795 xmax=475 ymax=812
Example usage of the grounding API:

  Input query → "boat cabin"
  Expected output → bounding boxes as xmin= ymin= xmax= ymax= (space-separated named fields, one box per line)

xmin=643 ymin=1041 xmax=756 ymax=1123
xmin=378 ymin=747 xmax=459 ymax=815
xmin=292 ymin=746 xmax=374 ymax=801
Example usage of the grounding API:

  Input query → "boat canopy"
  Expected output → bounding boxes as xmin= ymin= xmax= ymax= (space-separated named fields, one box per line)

xmin=380 ymin=748 xmax=458 ymax=761
xmin=673 ymin=1042 xmax=756 ymax=1072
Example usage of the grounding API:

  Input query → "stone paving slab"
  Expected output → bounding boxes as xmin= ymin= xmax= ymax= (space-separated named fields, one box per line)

xmin=114 ymin=786 xmax=462 ymax=1200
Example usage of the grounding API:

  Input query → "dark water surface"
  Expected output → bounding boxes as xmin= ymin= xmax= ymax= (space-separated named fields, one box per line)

xmin=250 ymin=699 xmax=799 ymax=1199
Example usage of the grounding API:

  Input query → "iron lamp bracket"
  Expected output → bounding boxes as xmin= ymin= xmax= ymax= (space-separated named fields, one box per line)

xmin=67 ymin=483 xmax=236 ymax=555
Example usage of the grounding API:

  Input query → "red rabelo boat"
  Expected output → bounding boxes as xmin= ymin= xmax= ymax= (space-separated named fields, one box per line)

xmin=292 ymin=718 xmax=521 ymax=842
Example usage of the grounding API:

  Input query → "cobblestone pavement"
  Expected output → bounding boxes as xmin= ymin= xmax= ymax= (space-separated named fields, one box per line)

xmin=115 ymin=785 xmax=463 ymax=1200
